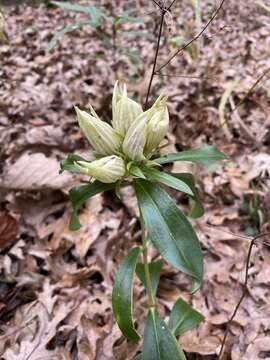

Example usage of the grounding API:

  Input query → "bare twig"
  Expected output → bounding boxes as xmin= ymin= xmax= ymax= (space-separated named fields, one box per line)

xmin=168 ymin=0 xmax=178 ymax=10
xmin=220 ymin=67 xmax=270 ymax=128
xmin=218 ymin=232 xmax=270 ymax=359
xmin=151 ymin=0 xmax=162 ymax=9
xmin=158 ymin=73 xmax=216 ymax=80
xmin=144 ymin=8 xmax=166 ymax=108
xmin=156 ymin=0 xmax=226 ymax=73
xmin=205 ymin=224 xmax=270 ymax=247
xmin=230 ymin=67 xmax=270 ymax=115
xmin=229 ymin=95 xmax=255 ymax=141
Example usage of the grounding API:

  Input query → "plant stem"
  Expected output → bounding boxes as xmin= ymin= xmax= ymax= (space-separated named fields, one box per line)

xmin=144 ymin=9 xmax=165 ymax=109
xmin=139 ymin=211 xmax=155 ymax=307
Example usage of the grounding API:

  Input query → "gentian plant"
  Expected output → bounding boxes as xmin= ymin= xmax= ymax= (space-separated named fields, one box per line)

xmin=60 ymin=81 xmax=226 ymax=359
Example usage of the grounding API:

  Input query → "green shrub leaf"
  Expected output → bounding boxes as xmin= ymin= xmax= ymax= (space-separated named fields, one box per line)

xmin=136 ymin=261 xmax=162 ymax=298
xmin=155 ymin=145 xmax=227 ymax=167
xmin=69 ymin=181 xmax=115 ymax=230
xmin=143 ymin=308 xmax=186 ymax=360
xmin=142 ymin=167 xmax=194 ymax=196
xmin=169 ymin=298 xmax=204 ymax=336
xmin=134 ymin=180 xmax=203 ymax=292
xmin=112 ymin=247 xmax=141 ymax=342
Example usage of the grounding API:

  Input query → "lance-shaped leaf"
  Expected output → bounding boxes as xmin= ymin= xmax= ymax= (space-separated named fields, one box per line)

xmin=128 ymin=164 xmax=147 ymax=179
xmin=136 ymin=261 xmax=162 ymax=298
xmin=135 ymin=180 xmax=203 ymax=292
xmin=171 ymin=173 xmax=204 ymax=218
xmin=142 ymin=167 xmax=194 ymax=196
xmin=133 ymin=355 xmax=143 ymax=360
xmin=60 ymin=153 xmax=88 ymax=174
xmin=47 ymin=21 xmax=91 ymax=52
xmin=143 ymin=308 xmax=186 ymax=360
xmin=69 ymin=181 xmax=115 ymax=230
xmin=155 ymin=145 xmax=227 ymax=167
xmin=112 ymin=247 xmax=141 ymax=342
xmin=169 ymin=298 xmax=204 ymax=336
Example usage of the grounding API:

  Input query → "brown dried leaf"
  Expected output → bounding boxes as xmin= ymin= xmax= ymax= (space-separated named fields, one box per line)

xmin=0 ymin=212 xmax=19 ymax=250
xmin=0 ymin=151 xmax=75 ymax=190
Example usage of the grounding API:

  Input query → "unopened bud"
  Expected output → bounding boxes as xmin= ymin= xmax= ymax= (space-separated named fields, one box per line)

xmin=122 ymin=112 xmax=148 ymax=161
xmin=75 ymin=155 xmax=125 ymax=183
xmin=112 ymin=81 xmax=143 ymax=135
xmin=144 ymin=95 xmax=169 ymax=156
xmin=75 ymin=106 xmax=121 ymax=156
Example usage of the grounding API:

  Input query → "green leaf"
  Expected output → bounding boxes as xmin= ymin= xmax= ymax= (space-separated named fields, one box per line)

xmin=50 ymin=1 xmax=107 ymax=23
xmin=169 ymin=298 xmax=204 ymax=336
xmin=134 ymin=180 xmax=203 ymax=292
xmin=155 ymin=146 xmax=227 ymax=167
xmin=60 ymin=153 xmax=88 ymax=174
xmin=120 ymin=30 xmax=155 ymax=39
xmin=136 ymin=261 xmax=162 ymax=297
xmin=129 ymin=164 xmax=147 ymax=179
xmin=112 ymin=247 xmax=141 ymax=342
xmin=115 ymin=9 xmax=144 ymax=24
xmin=142 ymin=167 xmax=194 ymax=196
xmin=172 ymin=173 xmax=204 ymax=218
xmin=143 ymin=308 xmax=186 ymax=360
xmin=47 ymin=21 xmax=91 ymax=52
xmin=69 ymin=181 xmax=114 ymax=230
xmin=133 ymin=355 xmax=143 ymax=360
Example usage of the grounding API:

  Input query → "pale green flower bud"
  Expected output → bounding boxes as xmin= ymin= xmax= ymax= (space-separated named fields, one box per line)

xmin=122 ymin=112 xmax=149 ymax=161
xmin=112 ymin=81 xmax=143 ymax=135
xmin=75 ymin=155 xmax=125 ymax=183
xmin=75 ymin=106 xmax=121 ymax=156
xmin=144 ymin=95 xmax=169 ymax=156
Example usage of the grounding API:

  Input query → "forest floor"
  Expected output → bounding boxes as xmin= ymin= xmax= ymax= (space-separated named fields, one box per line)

xmin=0 ymin=0 xmax=270 ymax=359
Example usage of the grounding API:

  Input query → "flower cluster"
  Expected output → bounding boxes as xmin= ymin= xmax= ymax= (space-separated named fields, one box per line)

xmin=73 ymin=81 xmax=169 ymax=183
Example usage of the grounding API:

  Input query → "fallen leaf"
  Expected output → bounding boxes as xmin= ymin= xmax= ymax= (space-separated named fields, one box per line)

xmin=0 ymin=212 xmax=19 ymax=250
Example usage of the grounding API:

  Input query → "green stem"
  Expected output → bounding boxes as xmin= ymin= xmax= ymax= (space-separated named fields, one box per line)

xmin=139 ymin=210 xmax=155 ymax=308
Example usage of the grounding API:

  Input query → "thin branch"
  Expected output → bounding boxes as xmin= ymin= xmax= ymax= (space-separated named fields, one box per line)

xmin=156 ymin=0 xmax=226 ymax=73
xmin=205 ymin=224 xmax=270 ymax=247
xmin=159 ymin=72 xmax=216 ymax=80
xmin=230 ymin=67 xmax=270 ymax=114
xmin=218 ymin=232 xmax=270 ymax=359
xmin=144 ymin=9 xmax=166 ymax=109
xmin=168 ymin=0 xmax=178 ymax=10
xmin=151 ymin=0 xmax=162 ymax=9
xmin=219 ymin=67 xmax=270 ymax=128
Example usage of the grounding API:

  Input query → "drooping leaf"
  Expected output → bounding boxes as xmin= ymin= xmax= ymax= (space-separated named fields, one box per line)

xmin=143 ymin=308 xmax=186 ymax=360
xmin=171 ymin=173 xmax=204 ymax=218
xmin=136 ymin=261 xmax=162 ymax=297
xmin=50 ymin=1 xmax=107 ymax=20
xmin=69 ymin=181 xmax=115 ymax=230
xmin=60 ymin=153 xmax=88 ymax=174
xmin=169 ymin=298 xmax=204 ymax=336
xmin=112 ymin=247 xmax=141 ymax=342
xmin=155 ymin=146 xmax=227 ymax=167
xmin=133 ymin=355 xmax=143 ymax=360
xmin=47 ymin=21 xmax=91 ymax=52
xmin=135 ymin=180 xmax=203 ymax=292
xmin=142 ymin=167 xmax=194 ymax=196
